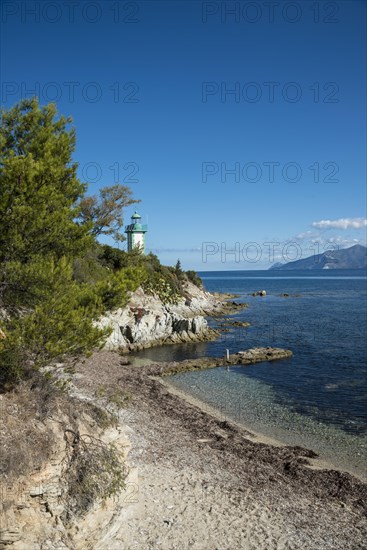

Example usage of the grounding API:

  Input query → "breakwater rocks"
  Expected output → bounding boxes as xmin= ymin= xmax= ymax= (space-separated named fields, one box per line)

xmin=99 ymin=282 xmax=245 ymax=352
xmin=143 ymin=347 xmax=293 ymax=376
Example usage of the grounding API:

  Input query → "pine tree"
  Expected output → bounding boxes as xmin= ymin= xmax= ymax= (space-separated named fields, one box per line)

xmin=175 ymin=259 xmax=182 ymax=275
xmin=0 ymin=99 xmax=144 ymax=387
xmin=0 ymin=98 xmax=92 ymax=263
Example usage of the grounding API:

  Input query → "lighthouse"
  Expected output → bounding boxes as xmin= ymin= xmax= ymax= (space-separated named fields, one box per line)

xmin=125 ymin=211 xmax=148 ymax=253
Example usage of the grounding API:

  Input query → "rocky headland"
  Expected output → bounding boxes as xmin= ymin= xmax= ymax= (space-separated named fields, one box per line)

xmin=98 ymin=281 xmax=244 ymax=352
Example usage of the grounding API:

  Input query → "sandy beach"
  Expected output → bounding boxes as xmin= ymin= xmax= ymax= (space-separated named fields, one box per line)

xmin=72 ymin=351 xmax=367 ymax=550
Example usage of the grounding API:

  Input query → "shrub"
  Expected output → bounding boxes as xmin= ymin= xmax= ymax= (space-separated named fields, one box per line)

xmin=95 ymin=265 xmax=147 ymax=311
xmin=186 ymin=270 xmax=203 ymax=288
xmin=62 ymin=430 xmax=127 ymax=520
xmin=0 ymin=257 xmax=109 ymax=388
xmin=143 ymin=274 xmax=181 ymax=304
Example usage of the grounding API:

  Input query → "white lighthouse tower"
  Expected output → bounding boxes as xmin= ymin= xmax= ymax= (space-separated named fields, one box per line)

xmin=125 ymin=211 xmax=148 ymax=253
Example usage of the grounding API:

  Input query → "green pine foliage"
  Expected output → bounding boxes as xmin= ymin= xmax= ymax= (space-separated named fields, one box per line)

xmin=0 ymin=99 xmax=202 ymax=389
xmin=0 ymin=99 xmax=144 ymax=389
xmin=94 ymin=265 xmax=147 ymax=310
xmin=0 ymin=98 xmax=92 ymax=263
xmin=0 ymin=256 xmax=108 ymax=385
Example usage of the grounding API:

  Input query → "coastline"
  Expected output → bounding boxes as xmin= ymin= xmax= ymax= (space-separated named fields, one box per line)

xmin=156 ymin=375 xmax=288 ymax=448
xmin=102 ymin=282 xmax=366 ymax=484
xmin=6 ymin=283 xmax=365 ymax=549
xmin=71 ymin=351 xmax=367 ymax=549
xmin=158 ymin=375 xmax=367 ymax=483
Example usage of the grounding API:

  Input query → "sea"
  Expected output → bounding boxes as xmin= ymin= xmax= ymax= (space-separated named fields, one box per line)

xmin=133 ymin=270 xmax=367 ymax=479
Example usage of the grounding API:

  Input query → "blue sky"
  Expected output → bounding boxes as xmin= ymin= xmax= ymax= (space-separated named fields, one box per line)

xmin=1 ymin=0 xmax=366 ymax=269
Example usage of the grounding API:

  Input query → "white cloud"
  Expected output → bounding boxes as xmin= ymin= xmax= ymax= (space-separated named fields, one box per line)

xmin=294 ymin=230 xmax=320 ymax=240
xmin=311 ymin=218 xmax=367 ymax=230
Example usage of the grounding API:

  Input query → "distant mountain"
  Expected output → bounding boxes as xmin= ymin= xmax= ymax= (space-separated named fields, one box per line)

xmin=269 ymin=244 xmax=367 ymax=270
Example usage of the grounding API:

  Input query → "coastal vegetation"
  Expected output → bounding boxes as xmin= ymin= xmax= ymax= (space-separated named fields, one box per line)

xmin=0 ymin=98 xmax=202 ymax=389
xmin=0 ymin=98 xmax=135 ymax=388
xmin=0 ymin=99 xmax=204 ymax=524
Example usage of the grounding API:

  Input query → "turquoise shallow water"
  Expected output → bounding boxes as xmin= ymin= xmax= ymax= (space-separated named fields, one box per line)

xmin=168 ymin=366 xmax=367 ymax=479
xmin=134 ymin=270 xmax=367 ymax=479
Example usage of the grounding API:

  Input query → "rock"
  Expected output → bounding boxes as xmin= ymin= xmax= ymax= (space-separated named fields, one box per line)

xmin=30 ymin=485 xmax=44 ymax=497
xmin=49 ymin=504 xmax=65 ymax=517
xmin=236 ymin=347 xmax=292 ymax=364
xmin=0 ymin=528 xmax=21 ymax=544
xmin=158 ymin=347 xmax=293 ymax=375
xmin=251 ymin=290 xmax=266 ymax=297
xmin=98 ymin=282 xmax=230 ymax=352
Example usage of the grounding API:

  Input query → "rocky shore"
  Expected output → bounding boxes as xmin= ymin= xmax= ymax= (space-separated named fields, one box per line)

xmin=137 ymin=347 xmax=293 ymax=376
xmin=2 ymin=284 xmax=366 ymax=550
xmin=98 ymin=282 xmax=244 ymax=352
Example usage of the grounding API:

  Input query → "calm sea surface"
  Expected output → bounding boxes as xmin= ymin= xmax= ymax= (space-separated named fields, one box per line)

xmin=134 ymin=270 xmax=367 ymax=479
